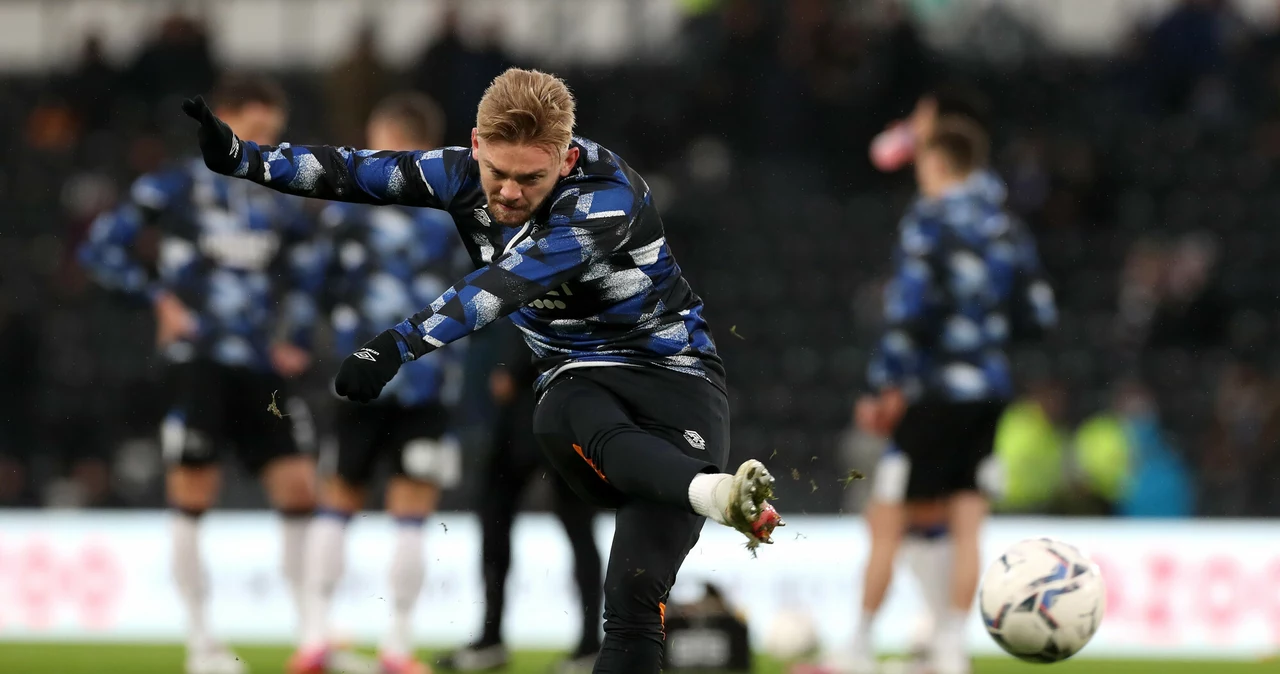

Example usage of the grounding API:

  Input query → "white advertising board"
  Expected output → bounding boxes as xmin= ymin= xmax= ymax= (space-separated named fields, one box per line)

xmin=0 ymin=511 xmax=1277 ymax=659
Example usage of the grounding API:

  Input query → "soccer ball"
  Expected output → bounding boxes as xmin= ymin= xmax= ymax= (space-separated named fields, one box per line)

xmin=978 ymin=537 xmax=1106 ymax=663
xmin=762 ymin=608 xmax=820 ymax=661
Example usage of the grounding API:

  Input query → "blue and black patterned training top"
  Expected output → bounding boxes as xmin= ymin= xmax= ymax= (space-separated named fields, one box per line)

xmin=318 ymin=202 xmax=468 ymax=408
xmin=226 ymin=136 xmax=725 ymax=393
xmin=868 ymin=170 xmax=1058 ymax=403
xmin=78 ymin=159 xmax=323 ymax=372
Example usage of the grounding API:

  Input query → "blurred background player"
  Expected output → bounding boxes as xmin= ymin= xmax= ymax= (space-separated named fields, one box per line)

xmin=181 ymin=67 xmax=784 ymax=674
xmin=839 ymin=116 xmax=1057 ymax=674
xmin=863 ymin=85 xmax=1001 ymax=669
xmin=289 ymin=92 xmax=465 ymax=674
xmin=77 ymin=74 xmax=322 ymax=674
xmin=436 ymin=320 xmax=602 ymax=673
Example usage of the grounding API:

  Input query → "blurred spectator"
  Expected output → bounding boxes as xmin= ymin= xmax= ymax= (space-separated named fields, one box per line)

xmin=1000 ymin=134 xmax=1051 ymax=217
xmin=124 ymin=14 xmax=217 ymax=115
xmin=1145 ymin=0 xmax=1230 ymax=111
xmin=1112 ymin=382 xmax=1195 ymax=517
xmin=410 ymin=7 xmax=513 ymax=143
xmin=325 ymin=25 xmax=394 ymax=146
xmin=993 ymin=379 xmax=1068 ymax=513
xmin=1114 ymin=239 xmax=1166 ymax=352
xmin=63 ymin=33 xmax=120 ymax=133
xmin=1202 ymin=359 xmax=1280 ymax=516
xmin=25 ymin=98 xmax=80 ymax=153
xmin=1070 ymin=382 xmax=1194 ymax=517
xmin=1147 ymin=233 xmax=1228 ymax=350
xmin=0 ymin=304 xmax=39 ymax=506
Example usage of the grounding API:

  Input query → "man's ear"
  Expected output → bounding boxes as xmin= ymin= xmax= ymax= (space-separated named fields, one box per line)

xmin=471 ymin=128 xmax=480 ymax=154
xmin=560 ymin=146 xmax=580 ymax=177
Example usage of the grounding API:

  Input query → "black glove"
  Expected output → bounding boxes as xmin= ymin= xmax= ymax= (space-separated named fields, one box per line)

xmin=180 ymin=95 xmax=243 ymax=175
xmin=335 ymin=330 xmax=409 ymax=403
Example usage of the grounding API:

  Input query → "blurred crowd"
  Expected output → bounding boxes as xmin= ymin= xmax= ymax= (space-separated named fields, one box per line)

xmin=1 ymin=0 xmax=1279 ymax=517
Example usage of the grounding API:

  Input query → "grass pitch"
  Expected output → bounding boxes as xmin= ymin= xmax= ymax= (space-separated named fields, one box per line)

xmin=0 ymin=644 xmax=1276 ymax=674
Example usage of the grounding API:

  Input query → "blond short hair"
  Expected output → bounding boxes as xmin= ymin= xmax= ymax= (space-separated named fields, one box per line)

xmin=476 ymin=68 xmax=575 ymax=152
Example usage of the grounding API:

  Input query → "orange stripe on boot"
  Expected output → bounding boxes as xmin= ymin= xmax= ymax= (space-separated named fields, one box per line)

xmin=573 ymin=443 xmax=609 ymax=482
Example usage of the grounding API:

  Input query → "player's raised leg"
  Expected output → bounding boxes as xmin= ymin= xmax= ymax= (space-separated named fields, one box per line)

xmin=533 ymin=366 xmax=779 ymax=674
xmin=533 ymin=367 xmax=782 ymax=554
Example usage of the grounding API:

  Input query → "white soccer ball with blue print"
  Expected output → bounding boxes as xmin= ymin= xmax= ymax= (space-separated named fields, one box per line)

xmin=978 ymin=537 xmax=1105 ymax=663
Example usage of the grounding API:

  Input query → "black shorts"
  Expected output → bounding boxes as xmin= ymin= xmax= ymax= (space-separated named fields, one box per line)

xmin=532 ymin=365 xmax=729 ymax=510
xmin=328 ymin=402 xmax=460 ymax=488
xmin=876 ymin=399 xmax=1006 ymax=502
xmin=162 ymin=359 xmax=314 ymax=476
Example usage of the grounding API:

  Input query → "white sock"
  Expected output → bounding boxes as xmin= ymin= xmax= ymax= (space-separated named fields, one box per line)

xmin=942 ymin=607 xmax=968 ymax=635
xmin=903 ymin=532 xmax=953 ymax=624
xmin=852 ymin=609 xmax=876 ymax=654
xmin=301 ymin=513 xmax=348 ymax=649
xmin=381 ymin=520 xmax=425 ymax=658
xmin=282 ymin=513 xmax=310 ymax=631
xmin=172 ymin=512 xmax=210 ymax=652
xmin=687 ymin=473 xmax=731 ymax=524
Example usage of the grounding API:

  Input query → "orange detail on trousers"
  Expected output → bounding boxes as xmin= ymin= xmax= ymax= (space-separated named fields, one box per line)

xmin=659 ymin=601 xmax=666 ymax=639
xmin=573 ymin=443 xmax=608 ymax=482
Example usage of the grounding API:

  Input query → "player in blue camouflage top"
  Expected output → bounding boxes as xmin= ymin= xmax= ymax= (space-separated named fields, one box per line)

xmin=846 ymin=114 xmax=1058 ymax=674
xmin=79 ymin=75 xmax=320 ymax=674
xmin=290 ymin=93 xmax=468 ymax=674
xmin=183 ymin=68 xmax=782 ymax=674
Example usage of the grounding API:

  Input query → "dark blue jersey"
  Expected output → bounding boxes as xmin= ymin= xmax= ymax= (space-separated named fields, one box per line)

xmin=319 ymin=202 xmax=468 ymax=407
xmin=868 ymin=170 xmax=1057 ymax=403
xmin=78 ymin=159 xmax=323 ymax=371
xmin=227 ymin=136 xmax=724 ymax=393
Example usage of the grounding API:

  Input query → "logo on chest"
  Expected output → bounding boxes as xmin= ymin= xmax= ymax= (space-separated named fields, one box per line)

xmin=528 ymin=283 xmax=574 ymax=311
xmin=197 ymin=230 xmax=281 ymax=271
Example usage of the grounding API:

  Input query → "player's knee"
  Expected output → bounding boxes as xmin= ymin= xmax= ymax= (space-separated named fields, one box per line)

xmin=263 ymin=456 xmax=317 ymax=511
xmin=385 ymin=477 xmax=440 ymax=519
xmin=166 ymin=466 xmax=220 ymax=511
xmin=322 ymin=476 xmax=364 ymax=515
xmin=905 ymin=499 xmax=948 ymax=527
xmin=947 ymin=491 xmax=989 ymax=537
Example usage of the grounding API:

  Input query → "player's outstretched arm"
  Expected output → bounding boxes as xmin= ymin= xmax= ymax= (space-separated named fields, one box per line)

xmin=333 ymin=185 xmax=633 ymax=403
xmin=180 ymin=96 xmax=473 ymax=209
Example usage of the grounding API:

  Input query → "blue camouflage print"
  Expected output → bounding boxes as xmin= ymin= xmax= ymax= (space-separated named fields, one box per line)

xmin=868 ymin=170 xmax=1057 ymax=403
xmin=227 ymin=136 xmax=725 ymax=393
xmin=78 ymin=159 xmax=322 ymax=372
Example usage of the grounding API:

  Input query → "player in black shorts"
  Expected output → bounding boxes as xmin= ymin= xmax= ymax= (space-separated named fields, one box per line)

xmin=288 ymin=93 xmax=465 ymax=674
xmin=79 ymin=75 xmax=320 ymax=674
xmin=839 ymin=111 xmax=1057 ymax=674
xmin=182 ymin=67 xmax=784 ymax=674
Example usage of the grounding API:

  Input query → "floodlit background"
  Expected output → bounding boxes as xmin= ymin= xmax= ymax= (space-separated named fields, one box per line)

xmin=1 ymin=0 xmax=1279 ymax=672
